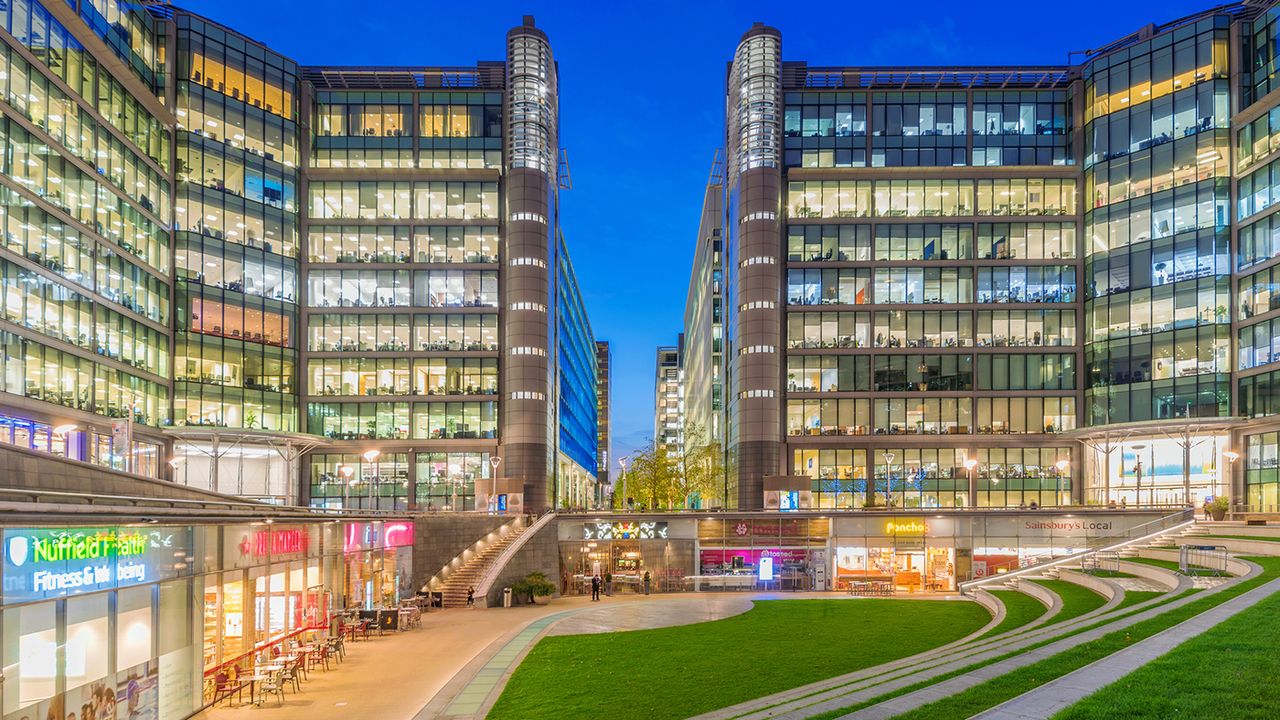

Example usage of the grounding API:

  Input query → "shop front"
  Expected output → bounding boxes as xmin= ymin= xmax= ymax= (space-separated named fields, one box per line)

xmin=832 ymin=518 xmax=957 ymax=592
xmin=694 ymin=518 xmax=831 ymax=591
xmin=558 ymin=520 xmax=695 ymax=594
xmin=1 ymin=525 xmax=202 ymax=720
xmin=0 ymin=518 xmax=414 ymax=720
xmin=201 ymin=520 xmax=414 ymax=692
xmin=831 ymin=512 xmax=1168 ymax=590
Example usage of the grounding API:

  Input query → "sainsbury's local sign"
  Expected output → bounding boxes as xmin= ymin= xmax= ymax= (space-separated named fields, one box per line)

xmin=3 ymin=526 xmax=191 ymax=602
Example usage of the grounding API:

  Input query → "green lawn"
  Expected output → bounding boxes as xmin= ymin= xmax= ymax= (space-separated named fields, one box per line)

xmin=1113 ymin=590 xmax=1163 ymax=611
xmin=1124 ymin=557 xmax=1182 ymax=572
xmin=987 ymin=590 xmax=1048 ymax=636
xmin=1029 ymin=579 xmax=1108 ymax=625
xmin=1085 ymin=570 xmax=1136 ymax=578
xmin=885 ymin=557 xmax=1280 ymax=720
xmin=1054 ymin=574 xmax=1280 ymax=719
xmin=1206 ymin=534 xmax=1280 ymax=543
xmin=485 ymin=599 xmax=991 ymax=720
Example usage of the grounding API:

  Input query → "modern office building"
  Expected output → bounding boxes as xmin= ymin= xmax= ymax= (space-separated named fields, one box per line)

xmin=595 ymin=340 xmax=612 ymax=493
xmin=683 ymin=3 xmax=1280 ymax=511
xmin=680 ymin=157 xmax=733 ymax=507
xmin=654 ymin=343 xmax=684 ymax=453
xmin=0 ymin=3 xmax=596 ymax=511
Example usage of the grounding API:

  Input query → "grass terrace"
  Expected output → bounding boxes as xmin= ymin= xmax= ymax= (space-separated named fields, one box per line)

xmin=1028 ymin=579 xmax=1107 ymax=625
xmin=485 ymin=598 xmax=991 ymax=720
xmin=986 ymin=590 xmax=1048 ymax=635
xmin=885 ymin=557 xmax=1280 ymax=720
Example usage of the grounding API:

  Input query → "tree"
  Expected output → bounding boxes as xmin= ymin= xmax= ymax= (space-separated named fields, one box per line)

xmin=677 ymin=422 xmax=725 ymax=509
xmin=615 ymin=439 xmax=677 ymax=510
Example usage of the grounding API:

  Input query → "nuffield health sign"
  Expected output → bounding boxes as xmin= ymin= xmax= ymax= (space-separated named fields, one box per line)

xmin=3 ymin=526 xmax=194 ymax=602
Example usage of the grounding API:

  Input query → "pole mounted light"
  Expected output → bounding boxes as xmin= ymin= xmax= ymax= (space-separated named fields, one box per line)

xmin=489 ymin=456 xmax=502 ymax=513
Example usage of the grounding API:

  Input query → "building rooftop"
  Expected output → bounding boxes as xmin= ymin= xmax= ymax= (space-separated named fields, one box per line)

xmin=301 ymin=63 xmax=506 ymax=90
xmin=782 ymin=63 xmax=1076 ymax=90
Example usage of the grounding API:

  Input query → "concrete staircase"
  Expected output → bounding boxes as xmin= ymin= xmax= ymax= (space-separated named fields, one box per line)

xmin=438 ymin=520 xmax=531 ymax=608
xmin=1118 ymin=520 xmax=1210 ymax=557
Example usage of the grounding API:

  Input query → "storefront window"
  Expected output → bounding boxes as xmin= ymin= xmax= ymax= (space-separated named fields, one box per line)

xmin=3 ymin=601 xmax=57 ymax=715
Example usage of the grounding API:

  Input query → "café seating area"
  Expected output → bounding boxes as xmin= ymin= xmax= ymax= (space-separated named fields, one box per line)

xmin=206 ymin=599 xmax=426 ymax=709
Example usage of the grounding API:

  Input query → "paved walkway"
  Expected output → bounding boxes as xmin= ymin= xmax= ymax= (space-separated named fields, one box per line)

xmin=196 ymin=599 xmax=590 ymax=720
xmin=972 ymin=574 xmax=1280 ymax=719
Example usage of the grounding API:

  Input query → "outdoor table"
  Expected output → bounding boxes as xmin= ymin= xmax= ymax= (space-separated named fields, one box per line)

xmin=243 ymin=673 xmax=278 ymax=704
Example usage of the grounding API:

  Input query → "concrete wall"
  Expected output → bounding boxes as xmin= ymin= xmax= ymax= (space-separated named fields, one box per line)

xmin=0 ymin=444 xmax=262 ymax=503
xmin=483 ymin=516 xmax=560 ymax=607
xmin=411 ymin=514 xmax=512 ymax=590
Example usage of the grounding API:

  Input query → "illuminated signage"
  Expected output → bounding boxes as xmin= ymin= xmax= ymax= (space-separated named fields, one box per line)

xmin=582 ymin=522 xmax=669 ymax=540
xmin=4 ymin=527 xmax=189 ymax=602
xmin=759 ymin=556 xmax=775 ymax=581
xmin=343 ymin=521 xmax=416 ymax=553
xmin=238 ymin=528 xmax=310 ymax=557
xmin=885 ymin=520 xmax=928 ymax=535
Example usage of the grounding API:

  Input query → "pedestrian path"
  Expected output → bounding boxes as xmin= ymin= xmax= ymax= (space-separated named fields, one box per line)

xmin=971 ymin=574 xmax=1280 ymax=720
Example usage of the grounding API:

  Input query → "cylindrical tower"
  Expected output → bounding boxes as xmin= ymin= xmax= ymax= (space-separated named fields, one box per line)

xmin=726 ymin=24 xmax=784 ymax=508
xmin=501 ymin=17 xmax=559 ymax=510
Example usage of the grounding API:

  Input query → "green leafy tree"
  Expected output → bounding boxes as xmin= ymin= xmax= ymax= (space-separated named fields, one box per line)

xmin=677 ymin=422 xmax=725 ymax=509
xmin=615 ymin=440 xmax=678 ymax=509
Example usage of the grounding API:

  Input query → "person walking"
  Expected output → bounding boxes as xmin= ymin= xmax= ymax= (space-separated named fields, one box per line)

xmin=1203 ymin=498 xmax=1212 ymax=521
xmin=590 ymin=574 xmax=601 ymax=601
xmin=643 ymin=570 xmax=651 ymax=596
xmin=466 ymin=586 xmax=475 ymax=607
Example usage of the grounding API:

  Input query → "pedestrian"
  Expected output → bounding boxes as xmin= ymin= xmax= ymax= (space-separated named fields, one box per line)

xmin=591 ymin=574 xmax=601 ymax=601
xmin=643 ymin=570 xmax=651 ymax=595
xmin=1203 ymin=498 xmax=1211 ymax=521
xmin=466 ymin=585 xmax=475 ymax=607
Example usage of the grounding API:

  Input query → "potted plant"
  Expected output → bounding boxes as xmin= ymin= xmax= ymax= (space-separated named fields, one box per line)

xmin=514 ymin=571 xmax=555 ymax=605
xmin=1209 ymin=496 xmax=1230 ymax=521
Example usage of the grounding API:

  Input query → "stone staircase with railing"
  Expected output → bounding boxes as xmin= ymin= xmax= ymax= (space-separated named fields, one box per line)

xmin=434 ymin=518 xmax=532 ymax=608
xmin=1118 ymin=520 xmax=1211 ymax=557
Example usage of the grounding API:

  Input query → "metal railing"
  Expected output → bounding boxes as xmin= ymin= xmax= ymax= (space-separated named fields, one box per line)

xmin=555 ymin=503 xmax=1190 ymax=516
xmin=0 ymin=487 xmax=412 ymax=520
xmin=959 ymin=507 xmax=1194 ymax=594
xmin=423 ymin=516 xmax=526 ymax=592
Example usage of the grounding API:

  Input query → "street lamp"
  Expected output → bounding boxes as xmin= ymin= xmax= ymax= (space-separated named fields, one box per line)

xmin=1055 ymin=458 xmax=1070 ymax=506
xmin=1131 ymin=444 xmax=1146 ymax=507
xmin=1222 ymin=450 xmax=1240 ymax=502
xmin=963 ymin=457 xmax=977 ymax=507
xmin=339 ymin=464 xmax=355 ymax=508
xmin=882 ymin=451 xmax=895 ymax=508
xmin=489 ymin=455 xmax=502 ymax=514
xmin=618 ymin=456 xmax=629 ymax=511
xmin=362 ymin=450 xmax=381 ymax=509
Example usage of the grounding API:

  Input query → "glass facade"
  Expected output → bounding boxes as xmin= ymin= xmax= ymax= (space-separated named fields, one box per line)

xmin=1083 ymin=18 xmax=1232 ymax=427
xmin=555 ymin=238 xmax=599 ymax=509
xmin=172 ymin=15 xmax=300 ymax=433
xmin=776 ymin=78 xmax=1082 ymax=508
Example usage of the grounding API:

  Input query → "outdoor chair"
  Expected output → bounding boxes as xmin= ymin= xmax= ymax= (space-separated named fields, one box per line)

xmin=256 ymin=672 xmax=286 ymax=706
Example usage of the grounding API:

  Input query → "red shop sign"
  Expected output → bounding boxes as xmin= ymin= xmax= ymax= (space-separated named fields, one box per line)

xmin=239 ymin=528 xmax=310 ymax=557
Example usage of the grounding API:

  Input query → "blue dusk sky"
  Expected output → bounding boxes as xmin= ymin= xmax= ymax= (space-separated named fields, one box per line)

xmin=181 ymin=0 xmax=1207 ymax=461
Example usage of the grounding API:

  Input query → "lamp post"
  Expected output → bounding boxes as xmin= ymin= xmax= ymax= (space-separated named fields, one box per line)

xmin=339 ymin=464 xmax=355 ymax=507
xmin=882 ymin=451 xmax=895 ymax=508
xmin=964 ymin=457 xmax=978 ymax=507
xmin=489 ymin=455 xmax=502 ymax=514
xmin=1131 ymin=444 xmax=1146 ymax=507
xmin=1054 ymin=458 xmax=1070 ymax=507
xmin=1222 ymin=450 xmax=1240 ymax=506
xmin=362 ymin=449 xmax=381 ymax=509
xmin=618 ymin=456 xmax=629 ymax=511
